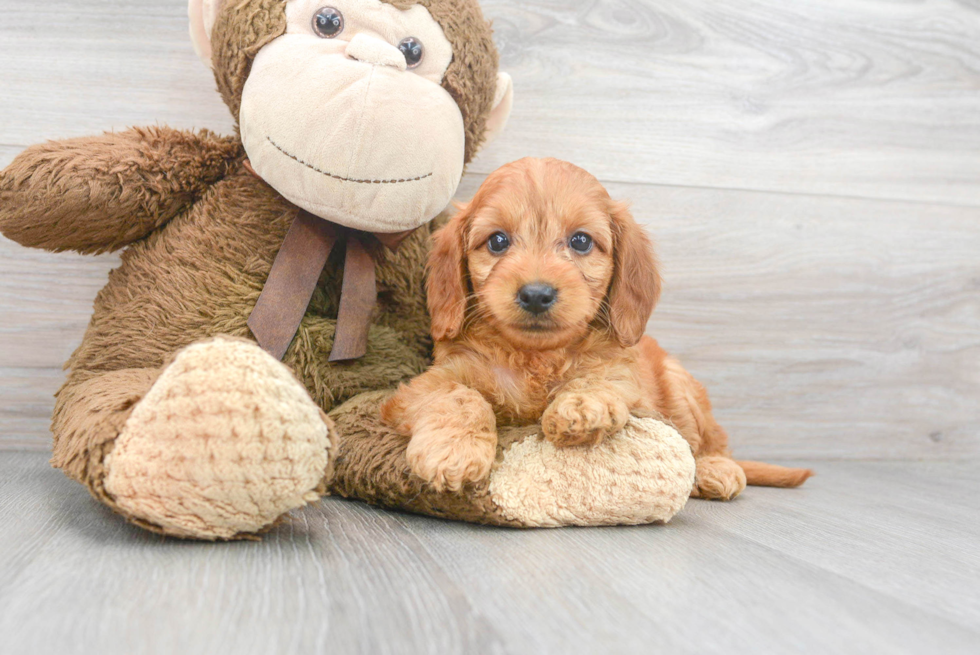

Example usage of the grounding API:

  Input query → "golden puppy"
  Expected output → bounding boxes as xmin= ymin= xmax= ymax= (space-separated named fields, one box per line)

xmin=382 ymin=158 xmax=812 ymax=497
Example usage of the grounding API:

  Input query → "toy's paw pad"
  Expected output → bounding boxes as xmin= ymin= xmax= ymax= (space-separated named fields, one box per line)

xmin=489 ymin=417 xmax=696 ymax=526
xmin=692 ymin=455 xmax=746 ymax=501
xmin=104 ymin=337 xmax=333 ymax=539
xmin=542 ymin=391 xmax=630 ymax=448
xmin=407 ymin=427 xmax=496 ymax=493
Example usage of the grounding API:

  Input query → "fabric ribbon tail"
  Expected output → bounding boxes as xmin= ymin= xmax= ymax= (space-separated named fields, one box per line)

xmin=329 ymin=237 xmax=377 ymax=362
xmin=247 ymin=213 xmax=338 ymax=360
xmin=246 ymin=206 xmax=385 ymax=363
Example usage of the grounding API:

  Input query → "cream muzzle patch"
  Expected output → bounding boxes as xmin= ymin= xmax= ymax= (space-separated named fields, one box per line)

xmin=239 ymin=0 xmax=464 ymax=233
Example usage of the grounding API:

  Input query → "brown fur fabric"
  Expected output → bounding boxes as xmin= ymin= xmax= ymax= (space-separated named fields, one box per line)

xmin=0 ymin=127 xmax=239 ymax=254
xmin=211 ymin=0 xmax=289 ymax=121
xmin=50 ymin=367 xmax=163 ymax=530
xmin=41 ymin=159 xmax=438 ymax=505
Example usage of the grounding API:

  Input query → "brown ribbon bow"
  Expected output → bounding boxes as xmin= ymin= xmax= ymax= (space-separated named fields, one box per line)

xmin=243 ymin=161 xmax=414 ymax=362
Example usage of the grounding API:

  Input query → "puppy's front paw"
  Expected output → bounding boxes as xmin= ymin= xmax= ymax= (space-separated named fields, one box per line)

xmin=407 ymin=427 xmax=497 ymax=492
xmin=692 ymin=455 xmax=746 ymax=500
xmin=542 ymin=391 xmax=630 ymax=448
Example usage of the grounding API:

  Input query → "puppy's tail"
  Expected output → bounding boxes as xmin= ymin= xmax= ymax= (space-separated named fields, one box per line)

xmin=736 ymin=460 xmax=813 ymax=488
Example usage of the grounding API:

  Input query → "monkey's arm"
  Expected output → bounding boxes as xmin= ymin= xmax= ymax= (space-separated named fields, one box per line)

xmin=0 ymin=127 xmax=241 ymax=254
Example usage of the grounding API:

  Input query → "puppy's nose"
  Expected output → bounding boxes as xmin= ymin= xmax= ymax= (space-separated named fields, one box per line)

xmin=518 ymin=283 xmax=557 ymax=315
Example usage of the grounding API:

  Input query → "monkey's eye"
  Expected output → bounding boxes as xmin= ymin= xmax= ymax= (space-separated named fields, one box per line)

xmin=312 ymin=7 xmax=344 ymax=38
xmin=398 ymin=37 xmax=425 ymax=69
xmin=487 ymin=232 xmax=510 ymax=255
xmin=569 ymin=232 xmax=594 ymax=254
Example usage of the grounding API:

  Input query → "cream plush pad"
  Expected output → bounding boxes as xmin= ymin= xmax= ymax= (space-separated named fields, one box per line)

xmin=488 ymin=419 xmax=696 ymax=527
xmin=105 ymin=338 xmax=333 ymax=539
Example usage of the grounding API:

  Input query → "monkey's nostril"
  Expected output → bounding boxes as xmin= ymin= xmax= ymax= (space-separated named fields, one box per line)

xmin=517 ymin=283 xmax=558 ymax=315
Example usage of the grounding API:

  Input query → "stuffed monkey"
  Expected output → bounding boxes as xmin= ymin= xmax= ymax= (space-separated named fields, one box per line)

xmin=0 ymin=0 xmax=695 ymax=539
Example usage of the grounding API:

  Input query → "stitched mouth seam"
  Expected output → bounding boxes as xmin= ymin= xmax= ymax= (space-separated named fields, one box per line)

xmin=267 ymin=137 xmax=433 ymax=185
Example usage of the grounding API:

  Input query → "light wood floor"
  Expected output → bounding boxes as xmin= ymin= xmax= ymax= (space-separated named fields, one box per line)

xmin=1 ymin=453 xmax=978 ymax=654
xmin=1 ymin=1 xmax=978 ymax=653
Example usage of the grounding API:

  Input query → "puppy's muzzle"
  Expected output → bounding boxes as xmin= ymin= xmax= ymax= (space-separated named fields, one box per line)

xmin=517 ymin=283 xmax=557 ymax=315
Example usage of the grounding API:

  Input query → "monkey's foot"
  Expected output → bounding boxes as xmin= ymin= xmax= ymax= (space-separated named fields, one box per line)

xmin=103 ymin=337 xmax=334 ymax=540
xmin=691 ymin=455 xmax=747 ymax=501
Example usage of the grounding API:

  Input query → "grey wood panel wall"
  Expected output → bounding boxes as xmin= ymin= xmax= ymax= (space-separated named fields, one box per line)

xmin=477 ymin=0 xmax=980 ymax=206
xmin=1 ymin=0 xmax=977 ymax=458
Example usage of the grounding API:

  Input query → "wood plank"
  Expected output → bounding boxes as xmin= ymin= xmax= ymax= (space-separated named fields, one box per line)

xmin=0 ymin=146 xmax=22 ymax=169
xmin=471 ymin=0 xmax=980 ymax=205
xmin=1 ymin=454 xmax=978 ymax=654
xmin=682 ymin=460 xmax=980 ymax=630
xmin=0 ymin=236 xmax=117 ymax=449
xmin=0 ymin=240 xmax=117 ymax=369
xmin=0 ymin=368 xmax=62 ymax=451
xmin=2 ymin=1 xmax=979 ymax=204
xmin=0 ymin=1 xmax=234 ymax=144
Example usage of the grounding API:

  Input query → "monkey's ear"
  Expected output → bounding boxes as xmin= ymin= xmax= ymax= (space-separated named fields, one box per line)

xmin=482 ymin=73 xmax=514 ymax=148
xmin=189 ymin=0 xmax=223 ymax=67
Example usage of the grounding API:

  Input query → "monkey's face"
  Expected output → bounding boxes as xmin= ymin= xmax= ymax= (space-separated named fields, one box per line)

xmin=239 ymin=0 xmax=469 ymax=233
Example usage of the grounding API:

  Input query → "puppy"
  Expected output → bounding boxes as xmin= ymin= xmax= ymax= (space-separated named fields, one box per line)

xmin=382 ymin=158 xmax=812 ymax=497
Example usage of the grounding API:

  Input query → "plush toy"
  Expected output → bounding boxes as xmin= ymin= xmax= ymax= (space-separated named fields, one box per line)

xmin=0 ymin=0 xmax=695 ymax=540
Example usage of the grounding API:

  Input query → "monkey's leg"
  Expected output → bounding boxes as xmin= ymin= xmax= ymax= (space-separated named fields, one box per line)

xmin=285 ymin=315 xmax=432 ymax=412
xmin=0 ymin=127 xmax=240 ymax=254
xmin=52 ymin=337 xmax=334 ymax=540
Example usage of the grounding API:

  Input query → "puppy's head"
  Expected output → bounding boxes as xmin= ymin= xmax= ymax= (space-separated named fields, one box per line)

xmin=428 ymin=158 xmax=661 ymax=350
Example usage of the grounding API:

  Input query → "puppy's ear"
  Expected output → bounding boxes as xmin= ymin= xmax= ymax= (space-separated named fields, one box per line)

xmin=427 ymin=204 xmax=470 ymax=341
xmin=606 ymin=200 xmax=661 ymax=347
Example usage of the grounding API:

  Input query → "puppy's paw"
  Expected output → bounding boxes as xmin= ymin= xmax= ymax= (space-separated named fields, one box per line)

xmin=379 ymin=389 xmax=412 ymax=435
xmin=542 ymin=391 xmax=630 ymax=448
xmin=692 ymin=455 xmax=746 ymax=501
xmin=407 ymin=427 xmax=497 ymax=492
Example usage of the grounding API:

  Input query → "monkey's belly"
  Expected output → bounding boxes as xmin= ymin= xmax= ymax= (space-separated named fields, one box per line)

xmin=67 ymin=174 xmax=429 ymax=384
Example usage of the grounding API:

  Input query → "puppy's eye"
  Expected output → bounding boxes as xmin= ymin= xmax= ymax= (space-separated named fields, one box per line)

xmin=487 ymin=232 xmax=510 ymax=254
xmin=313 ymin=7 xmax=344 ymax=38
xmin=398 ymin=37 xmax=425 ymax=69
xmin=569 ymin=232 xmax=594 ymax=254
